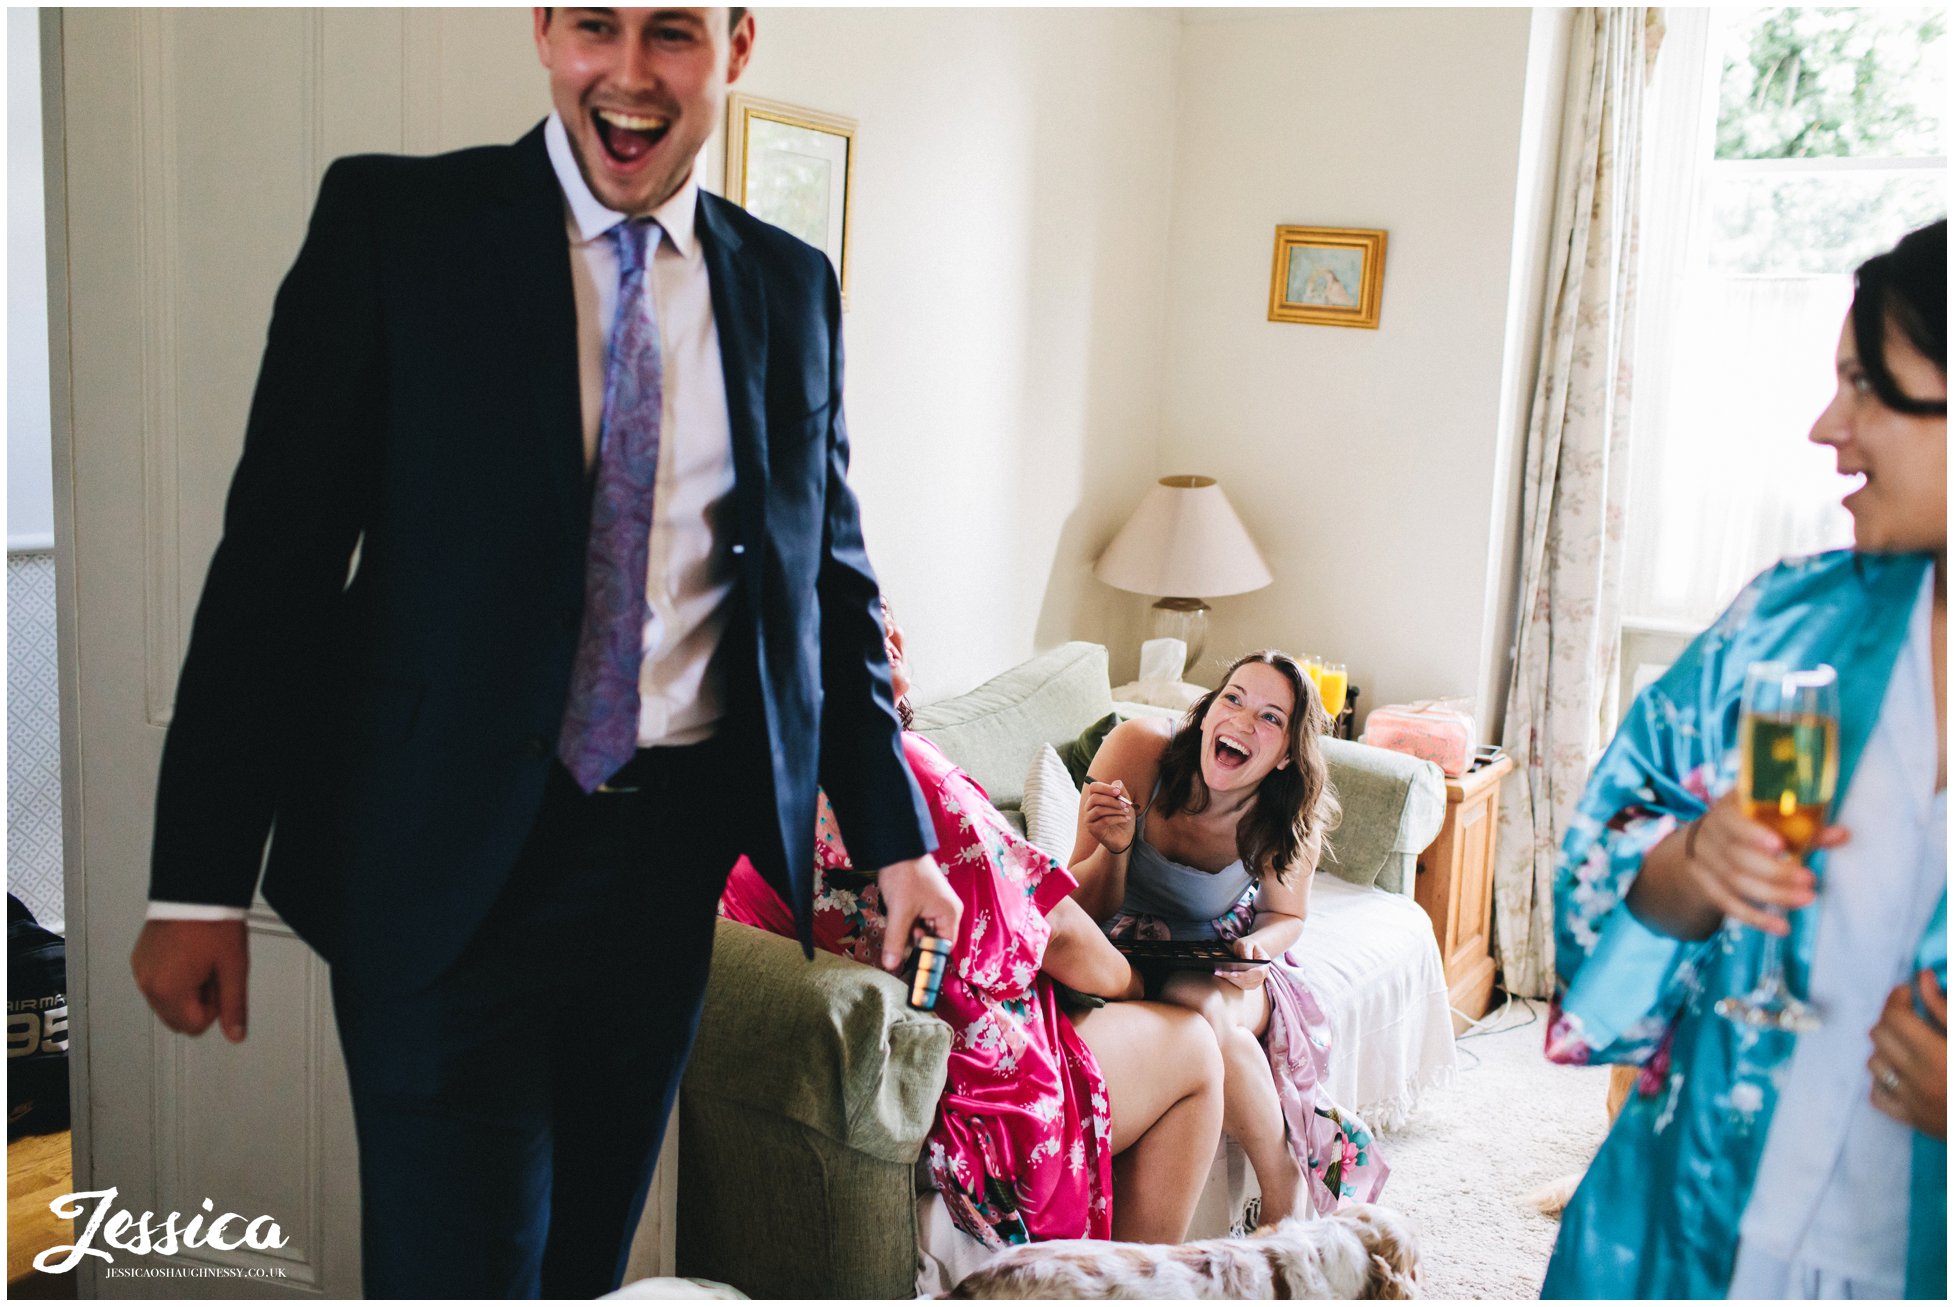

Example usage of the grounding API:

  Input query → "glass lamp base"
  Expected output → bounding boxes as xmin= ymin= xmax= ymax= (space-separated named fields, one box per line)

xmin=1150 ymin=598 xmax=1211 ymax=673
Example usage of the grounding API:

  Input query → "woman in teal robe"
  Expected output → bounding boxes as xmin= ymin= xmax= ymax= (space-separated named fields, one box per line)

xmin=1544 ymin=219 xmax=1946 ymax=1298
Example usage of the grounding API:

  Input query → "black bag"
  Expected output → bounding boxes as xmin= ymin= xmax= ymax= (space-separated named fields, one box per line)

xmin=9 ymin=893 xmax=71 ymax=1138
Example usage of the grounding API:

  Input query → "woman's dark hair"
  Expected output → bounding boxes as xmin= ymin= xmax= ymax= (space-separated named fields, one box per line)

xmin=1154 ymin=650 xmax=1341 ymax=884
xmin=1850 ymin=218 xmax=1946 ymax=417
xmin=877 ymin=596 xmax=914 ymax=730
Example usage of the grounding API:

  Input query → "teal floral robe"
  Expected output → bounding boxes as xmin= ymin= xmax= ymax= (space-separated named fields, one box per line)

xmin=1542 ymin=549 xmax=1946 ymax=1299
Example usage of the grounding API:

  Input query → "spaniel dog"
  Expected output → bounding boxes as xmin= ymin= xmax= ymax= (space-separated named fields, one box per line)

xmin=946 ymin=1204 xmax=1421 ymax=1300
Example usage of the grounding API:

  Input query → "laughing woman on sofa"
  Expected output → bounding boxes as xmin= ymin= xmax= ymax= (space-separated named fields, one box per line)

xmin=1543 ymin=219 xmax=1946 ymax=1299
xmin=719 ymin=604 xmax=1225 ymax=1252
xmin=1068 ymin=650 xmax=1387 ymax=1227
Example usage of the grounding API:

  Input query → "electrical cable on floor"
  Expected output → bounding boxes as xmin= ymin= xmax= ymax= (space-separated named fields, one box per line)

xmin=1441 ymin=994 xmax=1545 ymax=1075
xmin=1457 ymin=993 xmax=1541 ymax=1041
xmin=1451 ymin=995 xmax=1514 ymax=1038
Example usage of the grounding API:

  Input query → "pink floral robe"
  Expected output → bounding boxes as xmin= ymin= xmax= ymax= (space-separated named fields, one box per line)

xmin=719 ymin=733 xmax=1114 ymax=1249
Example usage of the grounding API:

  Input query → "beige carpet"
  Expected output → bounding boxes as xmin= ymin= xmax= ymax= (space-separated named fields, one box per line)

xmin=1374 ymin=999 xmax=1613 ymax=1300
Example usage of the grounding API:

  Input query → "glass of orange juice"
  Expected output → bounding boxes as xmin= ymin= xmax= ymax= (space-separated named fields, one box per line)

xmin=1300 ymin=653 xmax=1324 ymax=698
xmin=1316 ymin=662 xmax=1348 ymax=719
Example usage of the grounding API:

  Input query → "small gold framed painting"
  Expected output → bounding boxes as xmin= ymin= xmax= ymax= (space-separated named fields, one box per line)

xmin=1267 ymin=226 xmax=1387 ymax=329
xmin=724 ymin=93 xmax=858 ymax=308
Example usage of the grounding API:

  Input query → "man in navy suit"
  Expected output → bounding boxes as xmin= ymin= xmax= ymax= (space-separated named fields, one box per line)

xmin=131 ymin=8 xmax=961 ymax=1297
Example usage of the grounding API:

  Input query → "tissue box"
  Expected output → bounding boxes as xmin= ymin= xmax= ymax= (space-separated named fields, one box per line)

xmin=1363 ymin=703 xmax=1475 ymax=777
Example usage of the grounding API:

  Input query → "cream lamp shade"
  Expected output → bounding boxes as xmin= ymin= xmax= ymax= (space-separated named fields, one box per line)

xmin=1094 ymin=476 xmax=1272 ymax=672
xmin=1094 ymin=476 xmax=1273 ymax=599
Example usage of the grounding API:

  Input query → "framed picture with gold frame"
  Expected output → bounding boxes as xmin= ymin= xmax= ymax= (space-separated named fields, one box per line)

xmin=723 ymin=93 xmax=857 ymax=307
xmin=1267 ymin=226 xmax=1387 ymax=329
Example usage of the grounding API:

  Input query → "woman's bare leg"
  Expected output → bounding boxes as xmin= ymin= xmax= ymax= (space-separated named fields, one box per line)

xmin=1158 ymin=972 xmax=1302 ymax=1225
xmin=1069 ymin=1000 xmax=1223 ymax=1242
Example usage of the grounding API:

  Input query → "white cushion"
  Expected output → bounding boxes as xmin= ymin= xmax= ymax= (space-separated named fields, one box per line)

xmin=1019 ymin=744 xmax=1080 ymax=861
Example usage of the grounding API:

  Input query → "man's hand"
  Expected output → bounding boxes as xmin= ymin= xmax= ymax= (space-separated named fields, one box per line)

xmin=870 ymin=855 xmax=962 ymax=973
xmin=1869 ymin=971 xmax=1947 ymax=1139
xmin=132 ymin=919 xmax=250 ymax=1042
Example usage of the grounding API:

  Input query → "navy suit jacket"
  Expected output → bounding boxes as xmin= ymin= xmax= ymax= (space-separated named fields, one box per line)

xmin=150 ymin=122 xmax=934 ymax=992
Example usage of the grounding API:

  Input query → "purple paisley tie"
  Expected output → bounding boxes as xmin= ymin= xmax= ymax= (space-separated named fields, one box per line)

xmin=558 ymin=218 xmax=663 ymax=793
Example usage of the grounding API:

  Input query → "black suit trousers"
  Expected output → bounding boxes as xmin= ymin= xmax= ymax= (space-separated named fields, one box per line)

xmin=329 ymin=740 xmax=742 ymax=1299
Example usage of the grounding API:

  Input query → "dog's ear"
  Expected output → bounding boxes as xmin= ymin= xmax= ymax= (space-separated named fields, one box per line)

xmin=1261 ymin=1247 xmax=1295 ymax=1300
xmin=1366 ymin=1251 xmax=1420 ymax=1301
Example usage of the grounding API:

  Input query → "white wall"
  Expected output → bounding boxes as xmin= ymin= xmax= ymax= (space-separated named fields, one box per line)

xmin=1157 ymin=7 xmax=1554 ymax=729
xmin=1478 ymin=7 xmax=1577 ymax=738
xmin=10 ymin=7 xmax=55 ymax=548
xmin=22 ymin=5 xmax=1567 ymax=721
xmin=737 ymin=8 xmax=1181 ymax=700
xmin=14 ymin=6 xmax=1179 ymax=703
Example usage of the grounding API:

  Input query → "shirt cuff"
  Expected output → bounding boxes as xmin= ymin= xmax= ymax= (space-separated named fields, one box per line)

xmin=147 ymin=900 xmax=249 ymax=922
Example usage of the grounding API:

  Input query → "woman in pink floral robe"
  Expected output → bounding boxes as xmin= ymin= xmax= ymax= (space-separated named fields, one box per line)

xmin=720 ymin=608 xmax=1226 ymax=1250
xmin=723 ymin=735 xmax=1115 ymax=1246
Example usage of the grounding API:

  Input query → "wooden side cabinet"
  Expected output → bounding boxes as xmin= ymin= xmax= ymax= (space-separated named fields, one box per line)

xmin=1413 ymin=753 xmax=1514 ymax=1030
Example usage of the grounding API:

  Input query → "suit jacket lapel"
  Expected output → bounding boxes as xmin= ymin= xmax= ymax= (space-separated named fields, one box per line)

xmin=495 ymin=122 xmax=587 ymax=542
xmin=697 ymin=194 xmax=769 ymax=558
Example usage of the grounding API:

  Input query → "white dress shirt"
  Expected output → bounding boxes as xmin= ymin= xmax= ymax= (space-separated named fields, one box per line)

xmin=152 ymin=115 xmax=739 ymax=921
xmin=1728 ymin=570 xmax=1944 ymax=1298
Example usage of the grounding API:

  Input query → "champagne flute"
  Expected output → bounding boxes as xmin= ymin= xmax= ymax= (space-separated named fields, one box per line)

xmin=1316 ymin=662 xmax=1349 ymax=720
xmin=1715 ymin=662 xmax=1838 ymax=1034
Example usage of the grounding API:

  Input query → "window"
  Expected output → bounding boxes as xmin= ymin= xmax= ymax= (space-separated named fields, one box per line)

xmin=1621 ymin=7 xmax=1945 ymax=672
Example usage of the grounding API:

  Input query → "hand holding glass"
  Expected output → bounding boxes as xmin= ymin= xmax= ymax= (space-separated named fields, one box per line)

xmin=1715 ymin=662 xmax=1838 ymax=1034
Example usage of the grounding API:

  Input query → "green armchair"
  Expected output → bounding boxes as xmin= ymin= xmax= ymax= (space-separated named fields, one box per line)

xmin=674 ymin=643 xmax=1446 ymax=1297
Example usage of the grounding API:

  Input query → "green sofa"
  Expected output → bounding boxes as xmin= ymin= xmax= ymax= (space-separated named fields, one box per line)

xmin=673 ymin=642 xmax=1446 ymax=1298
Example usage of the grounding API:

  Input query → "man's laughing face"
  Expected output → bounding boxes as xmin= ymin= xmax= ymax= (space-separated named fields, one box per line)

xmin=533 ymin=7 xmax=754 ymax=216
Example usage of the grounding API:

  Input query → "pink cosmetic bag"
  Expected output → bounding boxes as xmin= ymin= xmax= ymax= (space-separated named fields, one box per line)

xmin=1362 ymin=702 xmax=1475 ymax=777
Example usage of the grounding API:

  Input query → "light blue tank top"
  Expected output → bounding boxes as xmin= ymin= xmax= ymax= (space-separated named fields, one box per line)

xmin=1116 ymin=783 xmax=1255 ymax=936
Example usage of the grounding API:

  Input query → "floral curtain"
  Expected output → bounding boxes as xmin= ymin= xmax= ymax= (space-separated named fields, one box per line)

xmin=1494 ymin=8 xmax=1663 ymax=999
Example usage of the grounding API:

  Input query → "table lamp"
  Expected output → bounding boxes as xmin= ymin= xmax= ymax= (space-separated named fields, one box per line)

xmin=1093 ymin=475 xmax=1272 ymax=670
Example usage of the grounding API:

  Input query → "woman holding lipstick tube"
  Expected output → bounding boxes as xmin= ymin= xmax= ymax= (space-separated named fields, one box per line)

xmin=1069 ymin=650 xmax=1386 ymax=1227
xmin=719 ymin=602 xmax=1225 ymax=1252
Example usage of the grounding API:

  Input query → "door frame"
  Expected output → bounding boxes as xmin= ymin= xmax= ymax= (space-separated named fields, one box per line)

xmin=41 ymin=8 xmax=99 ymax=1297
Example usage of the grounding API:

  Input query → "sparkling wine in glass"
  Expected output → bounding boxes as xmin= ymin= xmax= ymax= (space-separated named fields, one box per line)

xmin=1715 ymin=662 xmax=1838 ymax=1034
